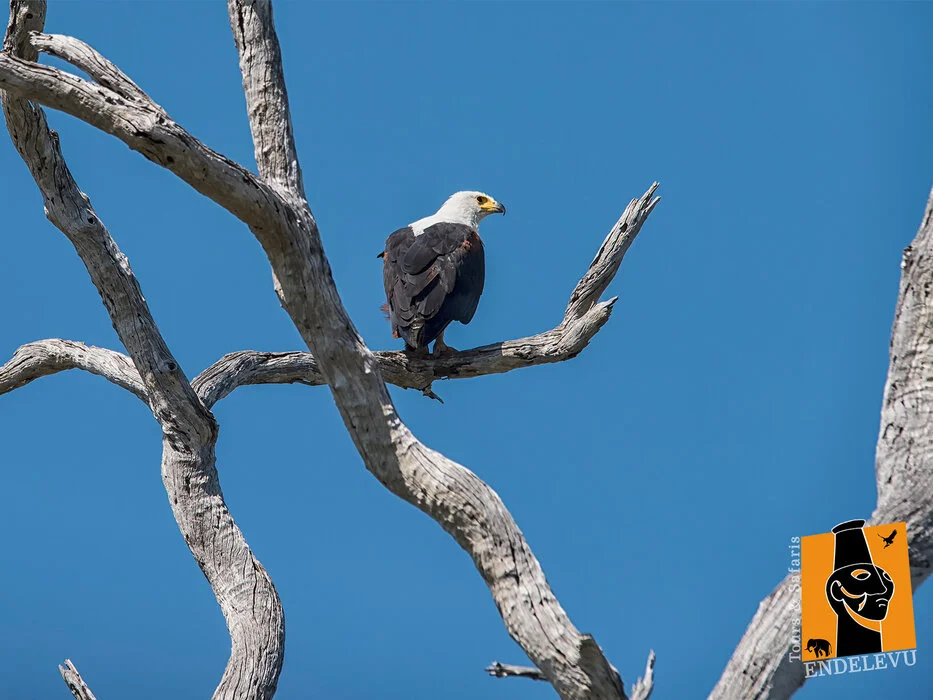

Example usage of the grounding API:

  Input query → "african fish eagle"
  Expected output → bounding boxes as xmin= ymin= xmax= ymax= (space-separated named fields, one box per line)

xmin=379 ymin=191 xmax=506 ymax=355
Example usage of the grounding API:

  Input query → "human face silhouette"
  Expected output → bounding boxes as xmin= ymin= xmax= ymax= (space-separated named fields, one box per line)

xmin=827 ymin=563 xmax=894 ymax=621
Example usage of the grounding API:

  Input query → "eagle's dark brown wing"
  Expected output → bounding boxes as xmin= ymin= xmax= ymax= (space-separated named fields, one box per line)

xmin=381 ymin=222 xmax=485 ymax=349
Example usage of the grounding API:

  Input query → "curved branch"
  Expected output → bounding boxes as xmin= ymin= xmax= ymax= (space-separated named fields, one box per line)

xmin=193 ymin=349 xmax=317 ymax=407
xmin=3 ymin=2 xmax=284 ymax=697
xmin=0 ymin=36 xmax=283 ymax=231
xmin=29 ymin=31 xmax=160 ymax=107
xmin=236 ymin=2 xmax=656 ymax=697
xmin=192 ymin=185 xmax=658 ymax=406
xmin=709 ymin=187 xmax=933 ymax=699
xmin=0 ymin=339 xmax=147 ymax=401
xmin=3 ymin=2 xmax=654 ymax=696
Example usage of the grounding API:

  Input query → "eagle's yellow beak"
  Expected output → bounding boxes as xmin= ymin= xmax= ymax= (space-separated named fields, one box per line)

xmin=481 ymin=199 xmax=506 ymax=215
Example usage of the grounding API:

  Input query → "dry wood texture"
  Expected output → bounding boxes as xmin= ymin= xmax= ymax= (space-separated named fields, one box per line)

xmin=1 ymin=1 xmax=657 ymax=698
xmin=3 ymin=1 xmax=928 ymax=699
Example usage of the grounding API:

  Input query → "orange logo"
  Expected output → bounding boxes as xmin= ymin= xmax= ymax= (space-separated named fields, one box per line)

xmin=801 ymin=519 xmax=916 ymax=664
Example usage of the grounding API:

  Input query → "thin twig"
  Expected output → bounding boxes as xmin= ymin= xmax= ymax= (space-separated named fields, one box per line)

xmin=485 ymin=661 xmax=547 ymax=681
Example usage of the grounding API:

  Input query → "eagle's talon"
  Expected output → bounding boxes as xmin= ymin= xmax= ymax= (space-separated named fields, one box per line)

xmin=432 ymin=332 xmax=457 ymax=357
xmin=433 ymin=342 xmax=458 ymax=357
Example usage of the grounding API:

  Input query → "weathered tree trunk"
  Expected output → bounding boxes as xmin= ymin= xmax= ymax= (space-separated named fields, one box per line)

xmin=710 ymin=189 xmax=933 ymax=699
xmin=1 ymin=1 xmax=657 ymax=698
xmin=2 ymin=2 xmax=929 ymax=699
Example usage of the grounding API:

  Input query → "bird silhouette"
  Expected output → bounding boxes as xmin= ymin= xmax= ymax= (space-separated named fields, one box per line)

xmin=879 ymin=530 xmax=897 ymax=549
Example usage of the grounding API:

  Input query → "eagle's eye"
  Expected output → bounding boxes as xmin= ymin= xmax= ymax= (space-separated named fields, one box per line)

xmin=476 ymin=195 xmax=488 ymax=205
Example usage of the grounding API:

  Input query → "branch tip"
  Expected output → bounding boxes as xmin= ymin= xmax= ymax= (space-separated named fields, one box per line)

xmin=630 ymin=649 xmax=656 ymax=700
xmin=421 ymin=383 xmax=445 ymax=403
xmin=189 ymin=183 xmax=660 ymax=408
xmin=485 ymin=661 xmax=547 ymax=681
xmin=59 ymin=659 xmax=97 ymax=700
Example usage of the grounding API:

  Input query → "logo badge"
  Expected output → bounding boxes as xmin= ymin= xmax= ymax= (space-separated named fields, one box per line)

xmin=801 ymin=519 xmax=916 ymax=665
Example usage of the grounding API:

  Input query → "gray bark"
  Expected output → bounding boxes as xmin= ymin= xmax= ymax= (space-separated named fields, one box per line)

xmin=2 ymin=2 xmax=284 ymax=698
xmin=59 ymin=660 xmax=96 ymax=700
xmin=191 ymin=187 xmax=656 ymax=405
xmin=0 ymin=339 xmax=146 ymax=400
xmin=1 ymin=1 xmax=656 ymax=698
xmin=5 ymin=1 xmax=926 ymax=699
xmin=709 ymin=189 xmax=933 ymax=698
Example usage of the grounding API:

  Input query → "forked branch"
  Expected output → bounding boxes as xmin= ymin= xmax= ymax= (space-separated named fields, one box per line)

xmin=29 ymin=31 xmax=161 ymax=108
xmin=193 ymin=185 xmax=659 ymax=405
xmin=0 ymin=177 xmax=654 ymax=412
xmin=2 ymin=1 xmax=656 ymax=698
xmin=3 ymin=2 xmax=284 ymax=698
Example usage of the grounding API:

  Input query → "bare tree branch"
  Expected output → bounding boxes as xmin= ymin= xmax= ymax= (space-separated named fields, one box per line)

xmin=222 ymin=2 xmax=644 ymax=697
xmin=486 ymin=644 xmax=653 ymax=698
xmin=192 ymin=186 xmax=659 ymax=405
xmin=710 ymin=187 xmax=933 ymax=699
xmin=3 ymin=3 xmax=926 ymax=699
xmin=630 ymin=650 xmax=656 ymax=700
xmin=29 ymin=31 xmax=161 ymax=108
xmin=0 ymin=36 xmax=282 ymax=230
xmin=0 ymin=339 xmax=146 ymax=401
xmin=2 ymin=2 xmax=284 ymax=698
xmin=190 ymin=299 xmax=615 ymax=401
xmin=486 ymin=662 xmax=548 ymax=681
xmin=227 ymin=0 xmax=303 ymax=197
xmin=2 ymin=1 xmax=655 ymax=696
xmin=564 ymin=188 xmax=658 ymax=324
xmin=59 ymin=659 xmax=97 ymax=700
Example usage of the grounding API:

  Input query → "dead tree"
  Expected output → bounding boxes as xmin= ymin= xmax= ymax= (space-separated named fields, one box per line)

xmin=1 ymin=2 xmax=930 ymax=699
xmin=0 ymin=1 xmax=656 ymax=698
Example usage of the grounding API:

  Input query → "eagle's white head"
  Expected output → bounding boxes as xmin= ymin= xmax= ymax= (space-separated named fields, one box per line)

xmin=411 ymin=190 xmax=506 ymax=234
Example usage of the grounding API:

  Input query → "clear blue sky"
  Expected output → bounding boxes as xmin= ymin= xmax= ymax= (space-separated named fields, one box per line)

xmin=1 ymin=2 xmax=931 ymax=699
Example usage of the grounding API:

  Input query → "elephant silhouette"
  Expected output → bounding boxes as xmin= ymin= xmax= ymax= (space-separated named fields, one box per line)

xmin=806 ymin=638 xmax=832 ymax=658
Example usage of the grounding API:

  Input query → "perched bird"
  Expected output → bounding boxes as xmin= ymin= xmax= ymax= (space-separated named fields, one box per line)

xmin=379 ymin=191 xmax=506 ymax=355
